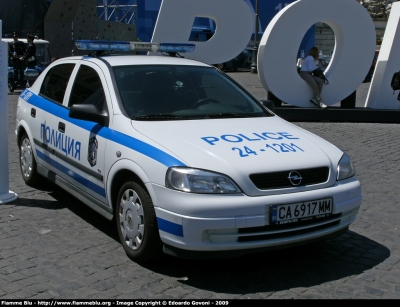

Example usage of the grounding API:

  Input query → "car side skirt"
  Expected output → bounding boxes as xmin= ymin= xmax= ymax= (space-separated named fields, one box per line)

xmin=37 ymin=164 xmax=114 ymax=220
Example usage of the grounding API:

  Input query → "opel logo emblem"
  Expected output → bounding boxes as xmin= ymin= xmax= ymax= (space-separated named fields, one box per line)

xmin=288 ymin=171 xmax=302 ymax=186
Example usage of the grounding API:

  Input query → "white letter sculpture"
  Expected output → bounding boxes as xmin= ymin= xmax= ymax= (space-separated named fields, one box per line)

xmin=151 ymin=0 xmax=254 ymax=64
xmin=258 ymin=0 xmax=376 ymax=107
xmin=0 ymin=20 xmax=18 ymax=204
xmin=365 ymin=2 xmax=400 ymax=109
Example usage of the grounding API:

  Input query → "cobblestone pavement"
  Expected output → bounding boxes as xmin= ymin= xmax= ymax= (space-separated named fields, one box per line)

xmin=1 ymin=74 xmax=400 ymax=299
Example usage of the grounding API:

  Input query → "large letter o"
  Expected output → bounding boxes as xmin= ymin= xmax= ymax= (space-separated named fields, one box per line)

xmin=258 ymin=0 xmax=376 ymax=107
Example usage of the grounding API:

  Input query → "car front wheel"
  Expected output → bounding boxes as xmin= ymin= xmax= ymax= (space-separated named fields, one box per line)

xmin=116 ymin=181 xmax=163 ymax=262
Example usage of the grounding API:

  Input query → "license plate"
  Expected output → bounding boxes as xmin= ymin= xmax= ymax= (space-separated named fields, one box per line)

xmin=270 ymin=198 xmax=333 ymax=225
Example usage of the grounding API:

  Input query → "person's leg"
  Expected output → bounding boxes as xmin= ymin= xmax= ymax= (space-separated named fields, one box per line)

xmin=300 ymin=72 xmax=319 ymax=99
xmin=314 ymin=76 xmax=323 ymax=95
xmin=12 ymin=60 xmax=19 ymax=85
xmin=16 ymin=61 xmax=24 ymax=84
xmin=313 ymin=76 xmax=327 ymax=108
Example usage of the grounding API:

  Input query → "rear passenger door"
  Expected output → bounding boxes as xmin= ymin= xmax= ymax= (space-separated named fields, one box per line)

xmin=31 ymin=62 xmax=75 ymax=174
xmin=57 ymin=62 xmax=109 ymax=204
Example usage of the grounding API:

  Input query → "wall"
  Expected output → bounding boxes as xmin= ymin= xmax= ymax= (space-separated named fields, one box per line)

xmin=315 ymin=23 xmax=335 ymax=56
xmin=44 ymin=0 xmax=136 ymax=59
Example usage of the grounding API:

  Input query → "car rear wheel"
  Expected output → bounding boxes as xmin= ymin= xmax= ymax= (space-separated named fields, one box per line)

xmin=19 ymin=133 xmax=43 ymax=186
xmin=116 ymin=181 xmax=163 ymax=262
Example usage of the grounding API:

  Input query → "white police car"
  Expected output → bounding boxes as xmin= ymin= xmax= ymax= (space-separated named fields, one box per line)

xmin=16 ymin=40 xmax=361 ymax=262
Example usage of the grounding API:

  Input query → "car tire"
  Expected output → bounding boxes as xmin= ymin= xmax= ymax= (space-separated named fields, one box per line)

xmin=116 ymin=181 xmax=163 ymax=263
xmin=19 ymin=133 xmax=43 ymax=186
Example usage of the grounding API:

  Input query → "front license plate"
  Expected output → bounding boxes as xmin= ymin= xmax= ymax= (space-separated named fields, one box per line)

xmin=270 ymin=197 xmax=333 ymax=225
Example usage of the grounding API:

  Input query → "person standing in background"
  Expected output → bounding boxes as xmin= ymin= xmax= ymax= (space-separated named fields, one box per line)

xmin=8 ymin=32 xmax=26 ymax=86
xmin=20 ymin=34 xmax=37 ymax=69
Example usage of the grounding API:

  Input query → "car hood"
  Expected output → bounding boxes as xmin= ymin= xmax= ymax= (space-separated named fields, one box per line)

xmin=131 ymin=116 xmax=344 ymax=196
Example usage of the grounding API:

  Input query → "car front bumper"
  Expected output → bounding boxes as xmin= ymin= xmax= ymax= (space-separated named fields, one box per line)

xmin=150 ymin=177 xmax=361 ymax=255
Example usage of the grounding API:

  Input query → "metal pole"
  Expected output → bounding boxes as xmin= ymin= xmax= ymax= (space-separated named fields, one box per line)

xmin=251 ymin=0 xmax=259 ymax=74
xmin=104 ymin=0 xmax=108 ymax=21
xmin=0 ymin=20 xmax=18 ymax=204
xmin=134 ymin=0 xmax=137 ymax=27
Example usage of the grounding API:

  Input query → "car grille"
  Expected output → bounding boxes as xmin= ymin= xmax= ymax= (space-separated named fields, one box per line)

xmin=207 ymin=213 xmax=346 ymax=244
xmin=249 ymin=166 xmax=329 ymax=190
xmin=237 ymin=213 xmax=341 ymax=242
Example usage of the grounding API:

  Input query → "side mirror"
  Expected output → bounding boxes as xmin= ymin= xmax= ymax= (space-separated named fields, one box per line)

xmin=260 ymin=99 xmax=275 ymax=112
xmin=69 ymin=104 xmax=109 ymax=127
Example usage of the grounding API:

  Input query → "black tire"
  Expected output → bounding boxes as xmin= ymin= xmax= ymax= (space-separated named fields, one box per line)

xmin=19 ymin=133 xmax=43 ymax=186
xmin=116 ymin=181 xmax=163 ymax=262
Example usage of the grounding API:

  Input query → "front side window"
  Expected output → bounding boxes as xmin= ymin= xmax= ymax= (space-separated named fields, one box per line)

xmin=40 ymin=63 xmax=75 ymax=104
xmin=68 ymin=65 xmax=107 ymax=114
xmin=113 ymin=65 xmax=270 ymax=120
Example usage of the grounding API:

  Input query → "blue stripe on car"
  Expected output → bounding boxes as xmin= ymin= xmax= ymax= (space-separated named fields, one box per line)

xmin=157 ymin=218 xmax=184 ymax=237
xmin=25 ymin=91 xmax=186 ymax=168
xmin=36 ymin=150 xmax=107 ymax=197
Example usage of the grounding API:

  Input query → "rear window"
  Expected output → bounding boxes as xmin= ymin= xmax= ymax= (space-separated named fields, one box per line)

xmin=40 ymin=64 xmax=75 ymax=104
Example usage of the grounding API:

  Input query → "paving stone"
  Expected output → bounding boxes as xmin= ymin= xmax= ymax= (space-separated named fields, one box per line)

xmin=353 ymin=291 xmax=382 ymax=299
xmin=91 ymin=279 xmax=116 ymax=292
xmin=2 ymin=272 xmax=26 ymax=282
xmin=67 ymin=287 xmax=99 ymax=299
xmin=1 ymin=282 xmax=24 ymax=294
xmin=0 ymin=266 xmax=18 ymax=275
xmin=151 ymin=293 xmax=177 ymax=299
xmin=364 ymin=286 xmax=385 ymax=297
xmin=12 ymin=287 xmax=38 ymax=299
xmin=30 ymin=292 xmax=57 ymax=300
xmin=28 ymin=283 xmax=52 ymax=293
xmin=185 ymin=290 xmax=214 ymax=299
xmin=100 ymin=287 xmax=123 ymax=298
xmin=0 ymin=293 xmax=20 ymax=299
xmin=144 ymin=281 xmax=173 ymax=294
xmin=123 ymin=287 xmax=160 ymax=299
xmin=0 ymin=260 xmax=12 ymax=269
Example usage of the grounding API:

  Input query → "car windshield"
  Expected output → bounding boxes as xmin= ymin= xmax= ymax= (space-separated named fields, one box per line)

xmin=113 ymin=65 xmax=270 ymax=120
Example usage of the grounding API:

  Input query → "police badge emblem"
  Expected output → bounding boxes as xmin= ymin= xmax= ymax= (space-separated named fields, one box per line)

xmin=88 ymin=136 xmax=98 ymax=167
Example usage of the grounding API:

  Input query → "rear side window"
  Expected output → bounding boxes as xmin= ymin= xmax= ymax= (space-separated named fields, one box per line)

xmin=68 ymin=65 xmax=107 ymax=114
xmin=40 ymin=64 xmax=75 ymax=104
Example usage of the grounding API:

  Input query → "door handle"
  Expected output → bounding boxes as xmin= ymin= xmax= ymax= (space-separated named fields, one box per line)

xmin=58 ymin=122 xmax=65 ymax=133
xmin=31 ymin=108 xmax=36 ymax=118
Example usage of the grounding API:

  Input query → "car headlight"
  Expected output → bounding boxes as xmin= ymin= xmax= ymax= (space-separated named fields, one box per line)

xmin=166 ymin=167 xmax=242 ymax=194
xmin=337 ymin=153 xmax=356 ymax=181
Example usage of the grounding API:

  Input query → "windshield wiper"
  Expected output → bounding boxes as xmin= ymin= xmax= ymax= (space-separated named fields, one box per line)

xmin=133 ymin=114 xmax=190 ymax=121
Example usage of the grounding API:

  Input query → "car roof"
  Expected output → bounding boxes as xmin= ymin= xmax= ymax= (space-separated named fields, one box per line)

xmin=93 ymin=55 xmax=211 ymax=67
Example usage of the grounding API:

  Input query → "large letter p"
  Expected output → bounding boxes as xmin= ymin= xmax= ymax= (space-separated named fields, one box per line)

xmin=151 ymin=0 xmax=254 ymax=65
